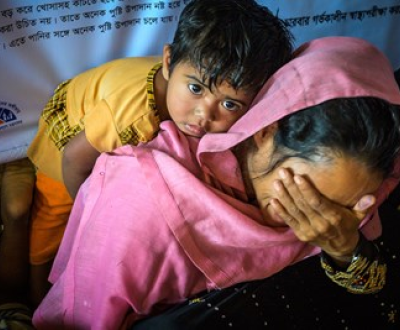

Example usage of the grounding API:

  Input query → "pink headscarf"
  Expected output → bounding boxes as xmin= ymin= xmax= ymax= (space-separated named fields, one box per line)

xmin=198 ymin=36 xmax=400 ymax=238
xmin=199 ymin=36 xmax=400 ymax=155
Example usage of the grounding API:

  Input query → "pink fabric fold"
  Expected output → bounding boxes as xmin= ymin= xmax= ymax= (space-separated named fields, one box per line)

xmin=34 ymin=37 xmax=400 ymax=329
xmin=198 ymin=36 xmax=400 ymax=239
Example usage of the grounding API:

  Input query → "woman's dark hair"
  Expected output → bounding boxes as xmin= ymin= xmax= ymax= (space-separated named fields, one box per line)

xmin=270 ymin=97 xmax=400 ymax=178
xmin=168 ymin=0 xmax=293 ymax=94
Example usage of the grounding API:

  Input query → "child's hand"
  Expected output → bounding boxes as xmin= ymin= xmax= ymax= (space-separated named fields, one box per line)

xmin=270 ymin=168 xmax=376 ymax=261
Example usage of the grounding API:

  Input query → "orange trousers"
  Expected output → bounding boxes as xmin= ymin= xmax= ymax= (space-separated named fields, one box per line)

xmin=30 ymin=171 xmax=73 ymax=265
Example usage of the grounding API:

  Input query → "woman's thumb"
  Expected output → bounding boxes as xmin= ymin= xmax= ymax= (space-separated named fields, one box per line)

xmin=353 ymin=195 xmax=376 ymax=212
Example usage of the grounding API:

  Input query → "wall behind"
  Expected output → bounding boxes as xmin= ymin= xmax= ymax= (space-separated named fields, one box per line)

xmin=0 ymin=0 xmax=399 ymax=163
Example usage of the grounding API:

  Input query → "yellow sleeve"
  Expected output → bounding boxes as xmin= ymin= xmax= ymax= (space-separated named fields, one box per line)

xmin=84 ymin=99 xmax=161 ymax=151
xmin=84 ymin=99 xmax=122 ymax=152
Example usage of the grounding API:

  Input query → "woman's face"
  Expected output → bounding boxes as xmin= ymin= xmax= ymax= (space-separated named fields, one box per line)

xmin=247 ymin=130 xmax=384 ymax=226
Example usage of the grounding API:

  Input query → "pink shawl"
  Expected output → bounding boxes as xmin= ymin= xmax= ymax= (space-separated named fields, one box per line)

xmin=33 ymin=37 xmax=400 ymax=329
xmin=199 ymin=36 xmax=400 ymax=238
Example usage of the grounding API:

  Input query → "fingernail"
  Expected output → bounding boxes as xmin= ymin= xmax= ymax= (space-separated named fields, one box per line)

xmin=294 ymin=175 xmax=303 ymax=184
xmin=273 ymin=180 xmax=282 ymax=191
xmin=358 ymin=196 xmax=374 ymax=209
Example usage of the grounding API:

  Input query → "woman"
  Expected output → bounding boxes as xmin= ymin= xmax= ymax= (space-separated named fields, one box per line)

xmin=33 ymin=37 xmax=400 ymax=329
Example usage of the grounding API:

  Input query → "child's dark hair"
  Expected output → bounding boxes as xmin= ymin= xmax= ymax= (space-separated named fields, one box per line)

xmin=169 ymin=0 xmax=293 ymax=94
xmin=271 ymin=98 xmax=400 ymax=178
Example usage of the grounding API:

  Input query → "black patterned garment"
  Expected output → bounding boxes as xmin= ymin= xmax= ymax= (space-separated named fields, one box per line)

xmin=132 ymin=192 xmax=400 ymax=330
xmin=395 ymin=68 xmax=400 ymax=87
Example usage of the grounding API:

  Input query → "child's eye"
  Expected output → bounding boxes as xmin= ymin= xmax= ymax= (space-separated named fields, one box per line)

xmin=188 ymin=83 xmax=202 ymax=95
xmin=222 ymin=100 xmax=240 ymax=112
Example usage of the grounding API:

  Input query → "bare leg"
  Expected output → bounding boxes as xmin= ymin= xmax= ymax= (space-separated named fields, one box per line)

xmin=29 ymin=261 xmax=53 ymax=308
xmin=28 ymin=171 xmax=73 ymax=308
xmin=0 ymin=158 xmax=35 ymax=304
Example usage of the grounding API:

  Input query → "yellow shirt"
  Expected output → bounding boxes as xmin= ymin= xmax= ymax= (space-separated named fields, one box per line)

xmin=28 ymin=57 xmax=162 ymax=182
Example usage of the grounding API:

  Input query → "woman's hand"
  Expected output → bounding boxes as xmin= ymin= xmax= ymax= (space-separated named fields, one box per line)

xmin=270 ymin=168 xmax=376 ymax=263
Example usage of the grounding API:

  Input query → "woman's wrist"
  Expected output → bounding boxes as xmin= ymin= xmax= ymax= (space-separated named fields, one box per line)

xmin=320 ymin=232 xmax=386 ymax=294
xmin=323 ymin=232 xmax=360 ymax=266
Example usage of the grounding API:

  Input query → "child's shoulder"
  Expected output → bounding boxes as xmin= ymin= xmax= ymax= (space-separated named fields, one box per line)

xmin=72 ymin=56 xmax=162 ymax=82
xmin=100 ymin=56 xmax=162 ymax=69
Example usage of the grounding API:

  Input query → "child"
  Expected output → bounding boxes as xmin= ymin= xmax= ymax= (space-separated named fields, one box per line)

xmin=26 ymin=0 xmax=293 ymax=304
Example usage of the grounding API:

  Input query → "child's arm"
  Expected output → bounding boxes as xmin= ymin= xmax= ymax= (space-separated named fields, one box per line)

xmin=62 ymin=130 xmax=100 ymax=199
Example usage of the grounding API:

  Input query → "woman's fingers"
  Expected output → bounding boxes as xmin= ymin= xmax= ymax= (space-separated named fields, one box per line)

xmin=271 ymin=168 xmax=369 ymax=257
xmin=271 ymin=179 xmax=306 ymax=228
xmin=277 ymin=169 xmax=310 ymax=215
xmin=274 ymin=169 xmax=330 ymax=224
xmin=272 ymin=169 xmax=342 ymax=242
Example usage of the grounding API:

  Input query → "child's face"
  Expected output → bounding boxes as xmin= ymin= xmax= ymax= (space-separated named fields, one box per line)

xmin=163 ymin=60 xmax=255 ymax=138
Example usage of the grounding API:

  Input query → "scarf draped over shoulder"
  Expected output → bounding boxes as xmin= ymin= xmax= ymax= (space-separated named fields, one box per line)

xmin=33 ymin=37 xmax=400 ymax=329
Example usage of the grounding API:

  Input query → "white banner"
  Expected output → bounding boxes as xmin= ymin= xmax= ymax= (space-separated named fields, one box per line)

xmin=1 ymin=0 xmax=399 ymax=163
